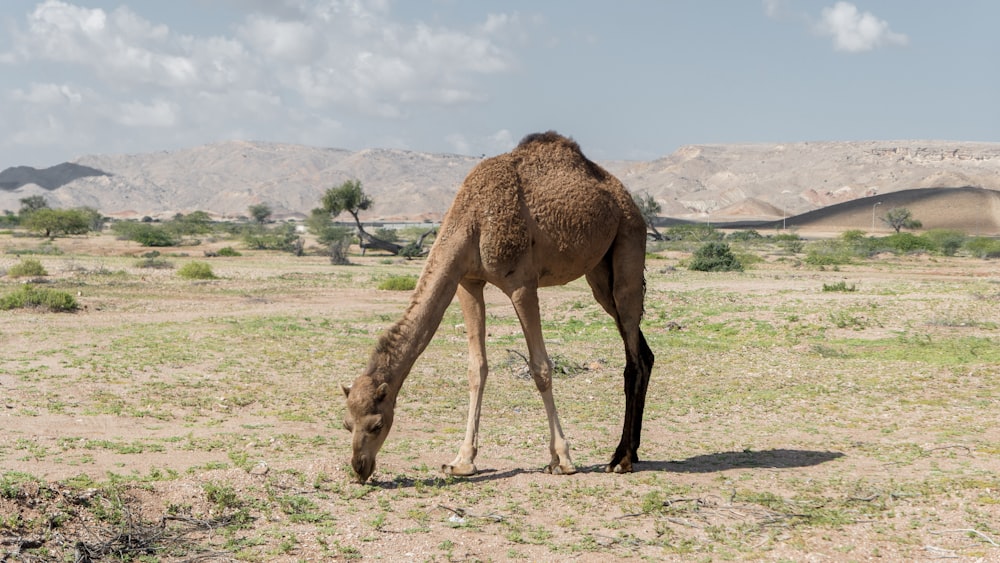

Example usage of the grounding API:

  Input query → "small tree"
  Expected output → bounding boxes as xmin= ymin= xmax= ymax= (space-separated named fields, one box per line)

xmin=170 ymin=210 xmax=213 ymax=235
xmin=320 ymin=180 xmax=406 ymax=255
xmin=20 ymin=208 xmax=91 ymax=237
xmin=632 ymin=192 xmax=663 ymax=240
xmin=248 ymin=203 xmax=273 ymax=225
xmin=321 ymin=180 xmax=372 ymax=231
xmin=19 ymin=195 xmax=49 ymax=216
xmin=881 ymin=207 xmax=922 ymax=234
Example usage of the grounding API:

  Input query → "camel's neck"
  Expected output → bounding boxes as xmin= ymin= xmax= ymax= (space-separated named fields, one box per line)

xmin=363 ymin=239 xmax=466 ymax=392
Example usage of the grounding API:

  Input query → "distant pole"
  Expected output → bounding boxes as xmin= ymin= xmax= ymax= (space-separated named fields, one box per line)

xmin=781 ymin=190 xmax=792 ymax=230
xmin=872 ymin=201 xmax=882 ymax=233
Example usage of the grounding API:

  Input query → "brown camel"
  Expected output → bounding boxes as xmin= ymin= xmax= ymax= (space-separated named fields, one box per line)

xmin=343 ymin=131 xmax=655 ymax=483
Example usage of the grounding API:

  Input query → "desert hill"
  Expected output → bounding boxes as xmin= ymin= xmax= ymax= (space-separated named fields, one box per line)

xmin=720 ymin=186 xmax=1000 ymax=235
xmin=1 ymin=139 xmax=999 ymax=233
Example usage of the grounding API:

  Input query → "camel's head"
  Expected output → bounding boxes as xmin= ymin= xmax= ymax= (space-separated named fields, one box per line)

xmin=342 ymin=376 xmax=395 ymax=483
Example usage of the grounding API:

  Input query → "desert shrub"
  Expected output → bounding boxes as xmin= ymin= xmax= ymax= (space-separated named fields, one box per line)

xmin=841 ymin=230 xmax=866 ymax=243
xmin=805 ymin=240 xmax=855 ymax=266
xmin=772 ymin=232 xmax=804 ymax=253
xmin=372 ymin=227 xmax=399 ymax=243
xmin=665 ymin=224 xmax=722 ymax=242
xmin=7 ymin=258 xmax=47 ymax=278
xmin=921 ymin=229 xmax=966 ymax=256
xmin=216 ymin=246 xmax=241 ymax=257
xmin=688 ymin=242 xmax=743 ymax=272
xmin=135 ymin=257 xmax=174 ymax=269
xmin=0 ymin=285 xmax=78 ymax=312
xmin=880 ymin=233 xmax=936 ymax=254
xmin=135 ymin=251 xmax=173 ymax=269
xmin=822 ymin=281 xmax=857 ymax=292
xmin=112 ymin=222 xmax=179 ymax=247
xmin=6 ymin=242 xmax=62 ymax=256
xmin=964 ymin=237 xmax=1000 ymax=259
xmin=177 ymin=261 xmax=216 ymax=280
xmin=377 ymin=275 xmax=418 ymax=291
xmin=243 ymin=224 xmax=301 ymax=253
xmin=726 ymin=230 xmax=763 ymax=242
xmin=773 ymin=232 xmax=801 ymax=242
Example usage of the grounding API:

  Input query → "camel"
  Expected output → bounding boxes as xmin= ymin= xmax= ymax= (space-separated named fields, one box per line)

xmin=342 ymin=131 xmax=655 ymax=483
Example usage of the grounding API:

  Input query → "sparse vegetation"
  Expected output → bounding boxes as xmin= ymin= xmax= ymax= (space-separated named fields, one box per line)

xmin=6 ymin=257 xmax=47 ymax=278
xmin=688 ymin=241 xmax=743 ymax=271
xmin=135 ymin=251 xmax=174 ymax=269
xmin=964 ymin=236 xmax=1000 ymax=258
xmin=1 ymin=228 xmax=999 ymax=561
xmin=0 ymin=284 xmax=78 ymax=311
xmin=177 ymin=261 xmax=217 ymax=279
xmin=822 ymin=280 xmax=857 ymax=292
xmin=377 ymin=274 xmax=418 ymax=291
xmin=112 ymin=222 xmax=179 ymax=247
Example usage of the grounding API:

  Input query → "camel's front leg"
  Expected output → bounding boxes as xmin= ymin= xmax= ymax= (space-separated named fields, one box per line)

xmin=443 ymin=280 xmax=488 ymax=477
xmin=510 ymin=285 xmax=576 ymax=475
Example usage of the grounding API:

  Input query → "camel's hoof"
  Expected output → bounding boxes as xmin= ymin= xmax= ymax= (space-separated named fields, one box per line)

xmin=441 ymin=462 xmax=477 ymax=477
xmin=544 ymin=464 xmax=577 ymax=475
xmin=607 ymin=460 xmax=633 ymax=474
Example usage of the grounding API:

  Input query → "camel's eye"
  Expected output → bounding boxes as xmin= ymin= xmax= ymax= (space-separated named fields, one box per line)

xmin=343 ymin=419 xmax=354 ymax=432
xmin=366 ymin=416 xmax=384 ymax=434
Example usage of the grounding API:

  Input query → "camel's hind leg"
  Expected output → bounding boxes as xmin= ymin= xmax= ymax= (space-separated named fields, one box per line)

xmin=509 ymin=284 xmax=576 ymax=475
xmin=443 ymin=280 xmax=488 ymax=477
xmin=586 ymin=244 xmax=655 ymax=474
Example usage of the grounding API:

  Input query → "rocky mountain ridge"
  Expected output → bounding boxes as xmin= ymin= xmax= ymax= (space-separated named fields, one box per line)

xmin=2 ymin=139 xmax=999 ymax=222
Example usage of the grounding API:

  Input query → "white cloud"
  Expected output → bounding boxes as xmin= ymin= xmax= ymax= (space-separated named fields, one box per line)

xmin=9 ymin=82 xmax=83 ymax=106
xmin=1 ymin=1 xmax=521 ymax=163
xmin=817 ymin=2 xmax=909 ymax=53
xmin=115 ymin=99 xmax=178 ymax=128
xmin=445 ymin=133 xmax=470 ymax=155
xmin=488 ymin=129 xmax=516 ymax=153
xmin=762 ymin=0 xmax=786 ymax=19
xmin=238 ymin=15 xmax=318 ymax=62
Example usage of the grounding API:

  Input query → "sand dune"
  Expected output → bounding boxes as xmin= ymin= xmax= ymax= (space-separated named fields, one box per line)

xmin=777 ymin=186 xmax=1000 ymax=234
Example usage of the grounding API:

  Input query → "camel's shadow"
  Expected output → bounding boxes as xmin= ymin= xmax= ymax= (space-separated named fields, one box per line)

xmin=371 ymin=449 xmax=844 ymax=488
xmin=580 ymin=448 xmax=845 ymax=474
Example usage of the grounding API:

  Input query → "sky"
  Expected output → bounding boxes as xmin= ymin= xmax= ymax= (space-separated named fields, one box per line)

xmin=1 ymin=0 xmax=998 ymax=170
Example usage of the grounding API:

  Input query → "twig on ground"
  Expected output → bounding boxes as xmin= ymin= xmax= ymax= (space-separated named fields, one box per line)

xmin=931 ymin=528 xmax=1000 ymax=547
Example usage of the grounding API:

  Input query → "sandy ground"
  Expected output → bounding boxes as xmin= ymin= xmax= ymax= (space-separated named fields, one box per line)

xmin=2 ymin=233 xmax=999 ymax=561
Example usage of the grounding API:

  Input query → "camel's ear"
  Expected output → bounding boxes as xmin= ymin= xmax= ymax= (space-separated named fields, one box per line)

xmin=341 ymin=384 xmax=351 ymax=398
xmin=375 ymin=382 xmax=389 ymax=402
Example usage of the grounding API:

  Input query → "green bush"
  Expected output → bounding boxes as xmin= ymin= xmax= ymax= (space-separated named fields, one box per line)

xmin=921 ymin=229 xmax=966 ymax=256
xmin=726 ymin=230 xmax=763 ymax=242
xmin=822 ymin=281 xmax=857 ymax=292
xmin=841 ymin=230 xmax=867 ymax=242
xmin=0 ymin=285 xmax=78 ymax=312
xmin=688 ymin=242 xmax=743 ymax=272
xmin=7 ymin=258 xmax=48 ymax=278
xmin=963 ymin=237 xmax=1000 ymax=259
xmin=111 ymin=222 xmax=178 ymax=247
xmin=805 ymin=240 xmax=856 ymax=266
xmin=216 ymin=246 xmax=242 ymax=257
xmin=773 ymin=233 xmax=801 ymax=242
xmin=377 ymin=275 xmax=418 ymax=291
xmin=880 ymin=233 xmax=936 ymax=253
xmin=177 ymin=261 xmax=217 ymax=280
xmin=665 ymin=224 xmax=722 ymax=242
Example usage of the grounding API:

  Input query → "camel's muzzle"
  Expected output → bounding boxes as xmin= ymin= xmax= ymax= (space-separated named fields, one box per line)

xmin=351 ymin=455 xmax=375 ymax=483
